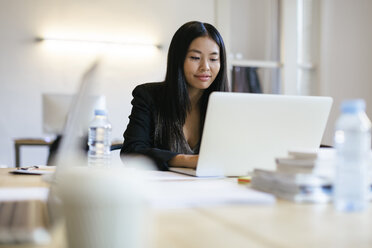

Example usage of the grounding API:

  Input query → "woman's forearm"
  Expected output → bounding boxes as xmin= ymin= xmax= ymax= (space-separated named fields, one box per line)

xmin=168 ymin=154 xmax=199 ymax=169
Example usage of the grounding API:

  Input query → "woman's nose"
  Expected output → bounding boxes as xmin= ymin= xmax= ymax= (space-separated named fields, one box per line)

xmin=200 ymin=59 xmax=210 ymax=71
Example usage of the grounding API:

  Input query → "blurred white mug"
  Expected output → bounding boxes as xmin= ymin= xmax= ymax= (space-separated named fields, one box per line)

xmin=57 ymin=166 xmax=149 ymax=248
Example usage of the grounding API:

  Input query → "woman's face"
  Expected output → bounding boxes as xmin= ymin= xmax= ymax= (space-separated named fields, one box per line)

xmin=183 ymin=36 xmax=220 ymax=92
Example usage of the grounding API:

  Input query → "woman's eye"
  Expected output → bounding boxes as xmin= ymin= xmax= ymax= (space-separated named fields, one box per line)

xmin=190 ymin=56 xmax=200 ymax=60
xmin=210 ymin=58 xmax=219 ymax=62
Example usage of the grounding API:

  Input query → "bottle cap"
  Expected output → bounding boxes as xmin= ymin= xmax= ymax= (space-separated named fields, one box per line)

xmin=341 ymin=99 xmax=366 ymax=113
xmin=95 ymin=109 xmax=107 ymax=116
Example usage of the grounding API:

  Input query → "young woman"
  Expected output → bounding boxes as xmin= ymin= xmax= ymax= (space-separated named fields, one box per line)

xmin=121 ymin=21 xmax=229 ymax=170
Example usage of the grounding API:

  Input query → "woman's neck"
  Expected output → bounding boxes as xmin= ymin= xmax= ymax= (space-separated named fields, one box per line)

xmin=184 ymin=87 xmax=202 ymax=150
xmin=188 ymin=87 xmax=204 ymax=108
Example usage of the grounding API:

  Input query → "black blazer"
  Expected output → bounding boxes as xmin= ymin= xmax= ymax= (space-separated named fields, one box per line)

xmin=121 ymin=82 xmax=179 ymax=170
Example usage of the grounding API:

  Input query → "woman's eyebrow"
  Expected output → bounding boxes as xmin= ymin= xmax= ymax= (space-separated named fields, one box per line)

xmin=188 ymin=49 xmax=202 ymax=54
xmin=188 ymin=49 xmax=219 ymax=55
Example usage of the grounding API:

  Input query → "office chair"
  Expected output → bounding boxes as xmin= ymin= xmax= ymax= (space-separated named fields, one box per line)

xmin=110 ymin=143 xmax=123 ymax=151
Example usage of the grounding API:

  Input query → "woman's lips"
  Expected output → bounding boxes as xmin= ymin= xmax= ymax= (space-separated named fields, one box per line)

xmin=196 ymin=75 xmax=211 ymax=81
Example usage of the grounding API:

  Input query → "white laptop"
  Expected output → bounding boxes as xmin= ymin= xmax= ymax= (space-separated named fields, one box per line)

xmin=169 ymin=92 xmax=333 ymax=177
xmin=10 ymin=60 xmax=101 ymax=175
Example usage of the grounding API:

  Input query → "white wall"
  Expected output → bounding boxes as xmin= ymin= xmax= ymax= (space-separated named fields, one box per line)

xmin=229 ymin=0 xmax=276 ymax=93
xmin=281 ymin=0 xmax=298 ymax=95
xmin=230 ymin=0 xmax=271 ymax=60
xmin=0 ymin=0 xmax=215 ymax=167
xmin=319 ymin=0 xmax=372 ymax=145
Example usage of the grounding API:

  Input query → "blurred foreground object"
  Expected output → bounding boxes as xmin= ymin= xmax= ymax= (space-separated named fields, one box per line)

xmin=57 ymin=166 xmax=148 ymax=248
xmin=333 ymin=99 xmax=371 ymax=212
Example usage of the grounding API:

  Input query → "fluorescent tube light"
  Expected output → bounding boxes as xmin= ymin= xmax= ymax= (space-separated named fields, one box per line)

xmin=35 ymin=37 xmax=162 ymax=49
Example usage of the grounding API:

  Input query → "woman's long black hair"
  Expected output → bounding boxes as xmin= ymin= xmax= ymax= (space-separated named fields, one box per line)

xmin=154 ymin=21 xmax=229 ymax=153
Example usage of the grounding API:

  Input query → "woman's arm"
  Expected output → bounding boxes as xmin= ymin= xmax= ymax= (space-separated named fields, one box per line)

xmin=168 ymin=154 xmax=198 ymax=169
xmin=121 ymin=83 xmax=179 ymax=170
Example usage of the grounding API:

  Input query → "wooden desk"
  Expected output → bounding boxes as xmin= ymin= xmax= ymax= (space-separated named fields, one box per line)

xmin=1 ymin=168 xmax=371 ymax=248
xmin=0 ymin=168 xmax=50 ymax=188
xmin=198 ymin=203 xmax=372 ymax=248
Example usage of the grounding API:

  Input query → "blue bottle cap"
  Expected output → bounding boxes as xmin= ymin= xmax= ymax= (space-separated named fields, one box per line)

xmin=341 ymin=99 xmax=366 ymax=113
xmin=95 ymin=109 xmax=107 ymax=116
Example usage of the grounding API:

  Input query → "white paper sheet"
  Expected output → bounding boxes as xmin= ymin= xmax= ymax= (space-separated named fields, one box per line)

xmin=140 ymin=170 xmax=211 ymax=181
xmin=144 ymin=178 xmax=275 ymax=209
xmin=0 ymin=187 xmax=49 ymax=202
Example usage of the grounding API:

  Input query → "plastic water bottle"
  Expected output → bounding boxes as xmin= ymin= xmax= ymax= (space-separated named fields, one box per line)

xmin=333 ymin=99 xmax=371 ymax=212
xmin=88 ymin=109 xmax=112 ymax=166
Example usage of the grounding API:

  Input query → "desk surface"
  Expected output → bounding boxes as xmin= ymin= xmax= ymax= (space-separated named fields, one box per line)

xmin=0 ymin=168 xmax=371 ymax=248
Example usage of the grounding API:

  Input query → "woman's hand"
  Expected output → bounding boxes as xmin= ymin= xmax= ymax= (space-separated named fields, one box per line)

xmin=168 ymin=154 xmax=199 ymax=169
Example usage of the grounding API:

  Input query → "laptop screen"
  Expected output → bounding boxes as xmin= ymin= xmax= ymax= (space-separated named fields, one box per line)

xmin=52 ymin=60 xmax=102 ymax=174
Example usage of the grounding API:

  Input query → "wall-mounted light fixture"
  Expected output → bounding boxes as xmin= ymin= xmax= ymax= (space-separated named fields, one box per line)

xmin=35 ymin=36 xmax=162 ymax=49
xmin=35 ymin=35 xmax=162 ymax=58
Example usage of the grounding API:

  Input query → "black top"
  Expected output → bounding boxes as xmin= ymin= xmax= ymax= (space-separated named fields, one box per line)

xmin=121 ymin=82 xmax=181 ymax=170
